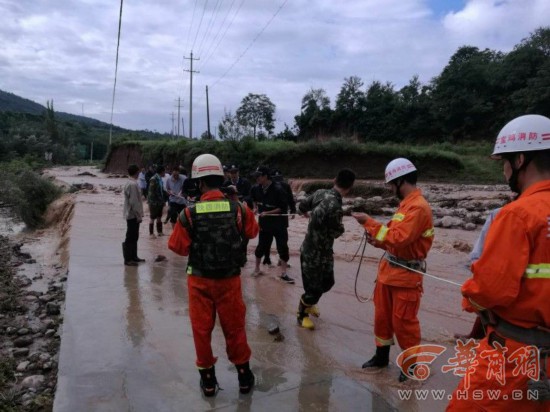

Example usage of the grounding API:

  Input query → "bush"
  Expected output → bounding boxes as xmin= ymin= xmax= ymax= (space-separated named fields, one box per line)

xmin=105 ymin=138 xmax=505 ymax=183
xmin=0 ymin=162 xmax=62 ymax=229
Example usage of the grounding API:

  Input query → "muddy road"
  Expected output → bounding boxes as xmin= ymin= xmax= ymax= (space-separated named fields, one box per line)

xmin=43 ymin=166 xmax=506 ymax=412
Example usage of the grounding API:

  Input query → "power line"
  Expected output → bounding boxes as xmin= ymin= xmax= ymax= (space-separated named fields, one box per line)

xmin=198 ymin=0 xmax=243 ymax=72
xmin=191 ymin=0 xmax=209 ymax=52
xmin=185 ymin=0 xmax=199 ymax=53
xmin=210 ymin=0 xmax=288 ymax=89
xmin=196 ymin=0 xmax=223 ymax=58
xmin=109 ymin=0 xmax=124 ymax=146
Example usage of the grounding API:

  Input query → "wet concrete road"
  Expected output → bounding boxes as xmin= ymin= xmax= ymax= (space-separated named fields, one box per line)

xmin=51 ymin=167 xmax=477 ymax=411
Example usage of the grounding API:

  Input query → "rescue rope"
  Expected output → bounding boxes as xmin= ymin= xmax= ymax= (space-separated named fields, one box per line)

xmin=346 ymin=230 xmax=366 ymax=262
xmin=257 ymin=213 xmax=297 ymax=217
xmin=352 ymin=231 xmax=374 ymax=303
xmin=382 ymin=255 xmax=463 ymax=287
xmin=350 ymin=230 xmax=463 ymax=303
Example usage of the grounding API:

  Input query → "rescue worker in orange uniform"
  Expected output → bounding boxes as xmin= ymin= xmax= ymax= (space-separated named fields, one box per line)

xmin=447 ymin=114 xmax=550 ymax=411
xmin=168 ymin=154 xmax=259 ymax=397
xmin=352 ymin=158 xmax=434 ymax=382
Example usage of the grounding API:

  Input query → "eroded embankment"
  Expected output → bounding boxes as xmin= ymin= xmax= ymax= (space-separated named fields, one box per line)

xmin=0 ymin=192 xmax=74 ymax=410
xmin=103 ymin=142 xmax=467 ymax=181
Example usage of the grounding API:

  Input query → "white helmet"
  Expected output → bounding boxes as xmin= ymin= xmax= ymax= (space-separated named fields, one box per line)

xmin=492 ymin=114 xmax=550 ymax=158
xmin=385 ymin=158 xmax=417 ymax=183
xmin=191 ymin=154 xmax=224 ymax=179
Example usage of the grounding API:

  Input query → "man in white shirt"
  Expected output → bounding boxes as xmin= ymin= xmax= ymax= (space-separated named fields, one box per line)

xmin=123 ymin=164 xmax=145 ymax=265
xmin=165 ymin=167 xmax=187 ymax=229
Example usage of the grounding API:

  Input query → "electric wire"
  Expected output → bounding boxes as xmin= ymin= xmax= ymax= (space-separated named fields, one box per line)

xmin=210 ymin=0 xmax=288 ymax=89
xmin=191 ymin=0 xmax=209 ymax=52
xmin=195 ymin=0 xmax=223 ymax=58
xmin=109 ymin=0 xmax=124 ymax=146
xmin=185 ymin=0 xmax=200 ymax=53
xmin=198 ymin=0 xmax=242 ymax=72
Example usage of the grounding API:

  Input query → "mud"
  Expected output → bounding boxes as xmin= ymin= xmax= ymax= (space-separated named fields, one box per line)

xmin=7 ymin=166 xmax=513 ymax=411
xmin=0 ymin=192 xmax=74 ymax=410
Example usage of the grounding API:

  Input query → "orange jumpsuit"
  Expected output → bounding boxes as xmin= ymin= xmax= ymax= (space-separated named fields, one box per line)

xmin=447 ymin=181 xmax=550 ymax=411
xmin=168 ymin=190 xmax=259 ymax=369
xmin=362 ymin=188 xmax=434 ymax=350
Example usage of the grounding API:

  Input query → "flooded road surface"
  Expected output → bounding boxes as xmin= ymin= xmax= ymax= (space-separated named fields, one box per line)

xmin=51 ymin=167 xmax=478 ymax=412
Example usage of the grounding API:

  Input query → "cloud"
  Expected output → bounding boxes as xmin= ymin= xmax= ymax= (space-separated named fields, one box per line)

xmin=0 ymin=0 xmax=548 ymax=137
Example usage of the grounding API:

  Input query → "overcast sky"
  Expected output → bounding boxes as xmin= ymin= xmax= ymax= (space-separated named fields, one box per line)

xmin=1 ymin=0 xmax=549 ymax=137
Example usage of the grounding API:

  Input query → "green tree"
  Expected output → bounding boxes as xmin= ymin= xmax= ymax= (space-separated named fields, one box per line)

xmin=294 ymin=88 xmax=332 ymax=141
xmin=334 ymin=76 xmax=366 ymax=137
xmin=236 ymin=93 xmax=276 ymax=140
xmin=274 ymin=123 xmax=297 ymax=141
xmin=361 ymin=81 xmax=399 ymax=142
xmin=394 ymin=76 xmax=438 ymax=142
xmin=44 ymin=100 xmax=60 ymax=143
xmin=218 ymin=110 xmax=249 ymax=141
xmin=496 ymin=27 xmax=550 ymax=122
xmin=430 ymin=46 xmax=502 ymax=141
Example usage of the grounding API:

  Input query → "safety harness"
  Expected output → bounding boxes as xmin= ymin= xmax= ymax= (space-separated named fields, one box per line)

xmin=479 ymin=311 xmax=550 ymax=401
xmin=385 ymin=252 xmax=427 ymax=273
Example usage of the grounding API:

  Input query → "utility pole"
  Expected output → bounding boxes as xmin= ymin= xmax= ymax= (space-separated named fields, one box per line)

xmin=175 ymin=97 xmax=182 ymax=137
xmin=183 ymin=52 xmax=199 ymax=139
xmin=206 ymin=85 xmax=211 ymax=139
xmin=170 ymin=112 xmax=176 ymax=138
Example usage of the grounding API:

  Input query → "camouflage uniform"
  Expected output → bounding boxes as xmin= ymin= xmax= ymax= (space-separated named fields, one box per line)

xmin=147 ymin=173 xmax=165 ymax=219
xmin=299 ymin=188 xmax=345 ymax=306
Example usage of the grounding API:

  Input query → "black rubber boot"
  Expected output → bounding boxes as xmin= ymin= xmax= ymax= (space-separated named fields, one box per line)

xmin=362 ymin=345 xmax=390 ymax=368
xmin=156 ymin=221 xmax=163 ymax=236
xmin=130 ymin=243 xmax=145 ymax=263
xmin=236 ymin=362 xmax=254 ymax=394
xmin=122 ymin=242 xmax=137 ymax=266
xmin=199 ymin=366 xmax=218 ymax=397
xmin=149 ymin=223 xmax=154 ymax=236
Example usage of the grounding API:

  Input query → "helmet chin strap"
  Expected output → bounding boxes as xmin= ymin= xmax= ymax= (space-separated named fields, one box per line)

xmin=506 ymin=153 xmax=532 ymax=194
xmin=507 ymin=168 xmax=521 ymax=194
xmin=395 ymin=178 xmax=405 ymax=200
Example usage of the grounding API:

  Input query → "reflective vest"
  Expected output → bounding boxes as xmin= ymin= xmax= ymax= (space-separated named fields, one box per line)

xmin=180 ymin=200 xmax=246 ymax=278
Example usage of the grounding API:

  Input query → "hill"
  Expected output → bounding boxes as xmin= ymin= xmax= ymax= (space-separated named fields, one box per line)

xmin=0 ymin=89 xmax=120 ymax=130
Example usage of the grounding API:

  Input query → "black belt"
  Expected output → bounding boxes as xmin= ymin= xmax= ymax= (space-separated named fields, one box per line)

xmin=480 ymin=311 xmax=550 ymax=348
xmin=385 ymin=253 xmax=426 ymax=272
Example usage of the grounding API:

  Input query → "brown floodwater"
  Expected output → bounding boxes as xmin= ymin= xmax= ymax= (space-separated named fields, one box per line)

xmin=49 ymin=166 xmax=483 ymax=412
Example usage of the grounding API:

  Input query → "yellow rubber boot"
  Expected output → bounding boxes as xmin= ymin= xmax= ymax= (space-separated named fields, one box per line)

xmin=305 ymin=305 xmax=320 ymax=318
xmin=298 ymin=315 xmax=315 ymax=330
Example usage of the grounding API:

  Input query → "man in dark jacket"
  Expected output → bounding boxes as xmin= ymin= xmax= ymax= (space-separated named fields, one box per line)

xmin=262 ymin=169 xmax=296 ymax=266
xmin=223 ymin=164 xmax=252 ymax=206
xmin=250 ymin=166 xmax=294 ymax=284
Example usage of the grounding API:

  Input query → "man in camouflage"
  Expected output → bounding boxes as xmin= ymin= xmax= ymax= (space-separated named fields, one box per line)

xmin=147 ymin=165 xmax=166 ymax=237
xmin=297 ymin=169 xmax=355 ymax=330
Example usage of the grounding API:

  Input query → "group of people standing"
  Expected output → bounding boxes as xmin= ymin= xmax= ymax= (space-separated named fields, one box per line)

xmin=122 ymin=114 xmax=549 ymax=411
